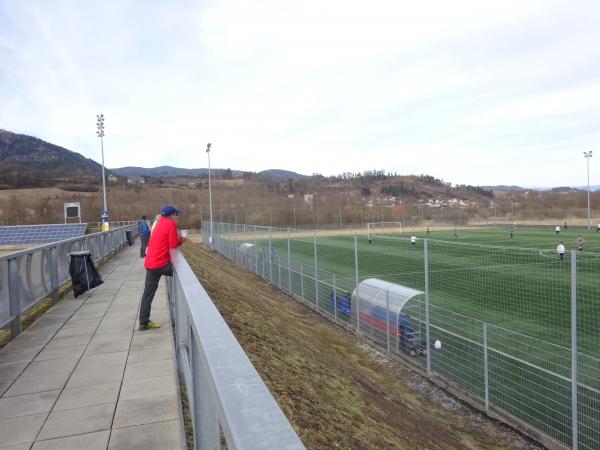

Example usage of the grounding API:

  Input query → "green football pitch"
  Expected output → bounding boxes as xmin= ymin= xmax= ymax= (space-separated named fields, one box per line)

xmin=247 ymin=225 xmax=600 ymax=448
xmin=265 ymin=226 xmax=600 ymax=353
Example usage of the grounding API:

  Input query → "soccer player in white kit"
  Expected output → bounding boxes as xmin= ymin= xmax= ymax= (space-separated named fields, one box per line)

xmin=557 ymin=242 xmax=565 ymax=262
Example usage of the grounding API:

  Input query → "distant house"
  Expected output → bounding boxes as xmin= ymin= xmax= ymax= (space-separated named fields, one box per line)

xmin=127 ymin=176 xmax=145 ymax=184
xmin=107 ymin=174 xmax=118 ymax=183
xmin=303 ymin=194 xmax=314 ymax=206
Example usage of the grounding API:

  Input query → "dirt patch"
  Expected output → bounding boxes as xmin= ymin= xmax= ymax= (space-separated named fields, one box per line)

xmin=181 ymin=243 xmax=543 ymax=450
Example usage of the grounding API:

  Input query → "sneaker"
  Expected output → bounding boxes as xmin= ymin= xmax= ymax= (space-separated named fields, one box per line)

xmin=139 ymin=320 xmax=161 ymax=331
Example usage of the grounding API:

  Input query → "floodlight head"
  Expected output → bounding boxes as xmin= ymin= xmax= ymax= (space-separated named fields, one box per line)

xmin=206 ymin=143 xmax=211 ymax=153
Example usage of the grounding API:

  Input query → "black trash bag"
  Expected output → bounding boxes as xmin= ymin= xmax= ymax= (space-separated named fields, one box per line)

xmin=125 ymin=230 xmax=134 ymax=246
xmin=69 ymin=251 xmax=103 ymax=298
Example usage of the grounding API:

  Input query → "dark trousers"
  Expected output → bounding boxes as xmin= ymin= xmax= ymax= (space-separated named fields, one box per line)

xmin=140 ymin=236 xmax=149 ymax=257
xmin=139 ymin=263 xmax=172 ymax=325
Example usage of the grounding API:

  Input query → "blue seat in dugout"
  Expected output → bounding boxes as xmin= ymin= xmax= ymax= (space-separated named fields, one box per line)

xmin=330 ymin=292 xmax=351 ymax=317
xmin=398 ymin=314 xmax=416 ymax=342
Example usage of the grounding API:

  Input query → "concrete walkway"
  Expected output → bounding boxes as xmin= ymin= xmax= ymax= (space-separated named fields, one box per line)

xmin=0 ymin=245 xmax=185 ymax=449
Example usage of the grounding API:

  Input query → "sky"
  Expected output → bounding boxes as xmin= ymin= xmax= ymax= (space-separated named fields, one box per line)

xmin=1 ymin=0 xmax=599 ymax=187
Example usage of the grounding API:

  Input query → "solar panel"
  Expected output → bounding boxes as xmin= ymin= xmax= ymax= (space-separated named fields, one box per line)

xmin=0 ymin=223 xmax=88 ymax=245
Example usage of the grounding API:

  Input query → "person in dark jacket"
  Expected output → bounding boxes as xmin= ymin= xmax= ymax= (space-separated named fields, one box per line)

xmin=138 ymin=205 xmax=186 ymax=330
xmin=138 ymin=215 xmax=151 ymax=257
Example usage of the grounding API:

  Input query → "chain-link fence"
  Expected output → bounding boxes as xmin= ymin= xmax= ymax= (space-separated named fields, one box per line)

xmin=204 ymin=222 xmax=599 ymax=450
xmin=201 ymin=205 xmax=598 ymax=229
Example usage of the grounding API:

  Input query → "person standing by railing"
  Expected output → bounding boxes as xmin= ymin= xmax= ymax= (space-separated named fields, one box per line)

xmin=139 ymin=205 xmax=186 ymax=330
xmin=138 ymin=215 xmax=150 ymax=258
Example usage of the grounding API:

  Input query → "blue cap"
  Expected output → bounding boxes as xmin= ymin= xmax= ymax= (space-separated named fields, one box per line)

xmin=161 ymin=204 xmax=180 ymax=216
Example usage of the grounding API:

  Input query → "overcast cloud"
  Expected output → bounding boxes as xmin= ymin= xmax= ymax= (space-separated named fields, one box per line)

xmin=1 ymin=0 xmax=599 ymax=186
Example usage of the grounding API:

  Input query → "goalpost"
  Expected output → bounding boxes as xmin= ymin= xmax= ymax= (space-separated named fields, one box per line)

xmin=367 ymin=222 xmax=403 ymax=235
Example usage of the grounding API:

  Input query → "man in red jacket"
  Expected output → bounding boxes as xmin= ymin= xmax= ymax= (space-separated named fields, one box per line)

xmin=139 ymin=204 xmax=186 ymax=330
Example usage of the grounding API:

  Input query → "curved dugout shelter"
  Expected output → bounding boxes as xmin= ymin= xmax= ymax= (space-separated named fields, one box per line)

xmin=352 ymin=278 xmax=427 ymax=355
xmin=238 ymin=242 xmax=255 ymax=270
xmin=238 ymin=242 xmax=254 ymax=254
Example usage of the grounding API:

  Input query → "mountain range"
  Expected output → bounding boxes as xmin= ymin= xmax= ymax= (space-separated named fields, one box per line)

xmin=110 ymin=166 xmax=308 ymax=179
xmin=0 ymin=129 xmax=596 ymax=190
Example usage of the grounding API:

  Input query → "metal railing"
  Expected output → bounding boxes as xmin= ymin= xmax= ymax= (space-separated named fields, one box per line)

xmin=0 ymin=225 xmax=137 ymax=337
xmin=95 ymin=220 xmax=138 ymax=228
xmin=167 ymin=249 xmax=305 ymax=450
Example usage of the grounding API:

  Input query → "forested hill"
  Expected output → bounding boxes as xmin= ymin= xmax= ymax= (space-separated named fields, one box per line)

xmin=0 ymin=129 xmax=104 ymax=189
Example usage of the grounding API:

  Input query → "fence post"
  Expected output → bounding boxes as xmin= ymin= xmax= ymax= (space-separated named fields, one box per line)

xmin=278 ymin=257 xmax=282 ymax=289
xmin=8 ymin=257 xmax=21 ymax=337
xmin=300 ymin=263 xmax=304 ymax=299
xmin=354 ymin=234 xmax=360 ymax=333
xmin=314 ymin=230 xmax=319 ymax=310
xmin=333 ymin=273 xmax=338 ymax=322
xmin=483 ymin=322 xmax=489 ymax=412
xmin=268 ymin=226 xmax=273 ymax=283
xmin=424 ymin=239 xmax=431 ymax=378
xmin=234 ymin=223 xmax=238 ymax=264
xmin=287 ymin=228 xmax=292 ymax=295
xmin=571 ymin=249 xmax=578 ymax=450
xmin=254 ymin=227 xmax=258 ymax=275
xmin=50 ymin=246 xmax=59 ymax=301
xmin=386 ymin=290 xmax=390 ymax=353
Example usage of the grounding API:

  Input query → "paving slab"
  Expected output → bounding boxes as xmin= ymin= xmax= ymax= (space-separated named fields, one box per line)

xmin=0 ymin=413 xmax=47 ymax=448
xmin=76 ymin=351 xmax=128 ymax=370
xmin=0 ymin=390 xmax=60 ymax=420
xmin=0 ymin=349 xmax=38 ymax=367
xmin=0 ymin=337 xmax=47 ymax=354
xmin=44 ymin=335 xmax=92 ymax=349
xmin=127 ymin=345 xmax=173 ymax=364
xmin=20 ymin=357 xmax=79 ymax=378
xmin=62 ymin=318 xmax=103 ymax=329
xmin=108 ymin=419 xmax=183 ymax=450
xmin=53 ymin=382 xmax=120 ymax=411
xmin=65 ymin=364 xmax=125 ymax=389
xmin=32 ymin=430 xmax=110 ymax=450
xmin=54 ymin=326 xmax=97 ymax=339
xmin=113 ymin=393 xmax=180 ymax=428
xmin=1 ymin=443 xmax=33 ymax=450
xmin=119 ymin=375 xmax=178 ymax=401
xmin=34 ymin=344 xmax=86 ymax=362
xmin=37 ymin=403 xmax=115 ymax=441
xmin=85 ymin=340 xmax=130 ymax=356
xmin=123 ymin=359 xmax=175 ymax=380
xmin=4 ymin=371 xmax=70 ymax=397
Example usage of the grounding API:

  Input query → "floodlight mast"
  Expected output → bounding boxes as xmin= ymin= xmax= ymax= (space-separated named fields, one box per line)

xmin=206 ymin=143 xmax=214 ymax=249
xmin=584 ymin=151 xmax=593 ymax=230
xmin=96 ymin=114 xmax=108 ymax=218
